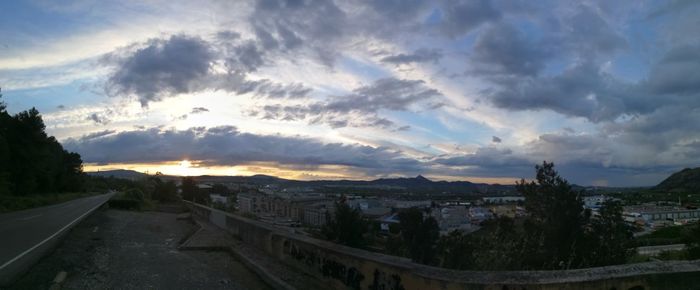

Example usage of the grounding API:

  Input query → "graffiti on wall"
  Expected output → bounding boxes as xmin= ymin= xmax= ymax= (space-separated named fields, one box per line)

xmin=369 ymin=268 xmax=405 ymax=290
xmin=284 ymin=240 xmax=365 ymax=290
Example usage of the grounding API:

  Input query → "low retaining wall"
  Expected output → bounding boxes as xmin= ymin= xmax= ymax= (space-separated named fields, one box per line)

xmin=188 ymin=202 xmax=700 ymax=290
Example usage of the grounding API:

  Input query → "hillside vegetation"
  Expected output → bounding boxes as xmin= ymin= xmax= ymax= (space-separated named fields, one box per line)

xmin=655 ymin=167 xmax=700 ymax=193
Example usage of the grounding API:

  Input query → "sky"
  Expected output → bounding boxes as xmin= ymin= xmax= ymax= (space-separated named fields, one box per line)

xmin=1 ymin=0 xmax=699 ymax=186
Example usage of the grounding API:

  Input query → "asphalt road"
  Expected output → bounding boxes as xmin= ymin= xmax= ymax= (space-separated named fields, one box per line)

xmin=0 ymin=193 xmax=114 ymax=270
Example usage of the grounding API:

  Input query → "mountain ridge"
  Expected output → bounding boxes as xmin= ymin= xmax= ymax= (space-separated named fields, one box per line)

xmin=655 ymin=167 xmax=700 ymax=192
xmin=87 ymin=170 xmax=514 ymax=195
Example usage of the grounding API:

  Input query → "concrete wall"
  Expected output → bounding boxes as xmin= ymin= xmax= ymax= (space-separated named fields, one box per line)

xmin=188 ymin=202 xmax=700 ymax=290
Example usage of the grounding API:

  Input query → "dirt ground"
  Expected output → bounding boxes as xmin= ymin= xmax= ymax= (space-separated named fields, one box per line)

xmin=5 ymin=209 xmax=272 ymax=290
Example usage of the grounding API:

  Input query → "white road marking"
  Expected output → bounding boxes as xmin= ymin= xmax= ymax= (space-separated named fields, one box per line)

xmin=0 ymin=194 xmax=111 ymax=271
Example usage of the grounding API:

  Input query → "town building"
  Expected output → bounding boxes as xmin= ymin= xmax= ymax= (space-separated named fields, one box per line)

xmin=482 ymin=196 xmax=525 ymax=204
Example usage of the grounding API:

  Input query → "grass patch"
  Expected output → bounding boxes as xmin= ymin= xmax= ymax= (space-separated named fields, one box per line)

xmin=0 ymin=192 xmax=99 ymax=213
xmin=635 ymin=224 xmax=695 ymax=246
xmin=626 ymin=253 xmax=653 ymax=264
xmin=657 ymin=249 xmax=690 ymax=261
xmin=108 ymin=190 xmax=154 ymax=211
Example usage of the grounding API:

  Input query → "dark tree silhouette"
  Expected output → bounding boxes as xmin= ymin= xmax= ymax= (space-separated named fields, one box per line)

xmin=516 ymin=161 xmax=588 ymax=269
xmin=0 ymin=90 xmax=84 ymax=195
xmin=398 ymin=207 xmax=440 ymax=264
xmin=582 ymin=200 xmax=634 ymax=266
xmin=684 ymin=221 xmax=700 ymax=259
xmin=181 ymin=176 xmax=206 ymax=203
xmin=323 ymin=201 xmax=368 ymax=248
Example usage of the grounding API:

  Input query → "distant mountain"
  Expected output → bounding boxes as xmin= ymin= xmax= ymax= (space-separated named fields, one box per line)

xmin=87 ymin=170 xmax=516 ymax=195
xmin=655 ymin=167 xmax=700 ymax=192
xmin=87 ymin=169 xmax=147 ymax=180
xmin=255 ymin=175 xmax=514 ymax=195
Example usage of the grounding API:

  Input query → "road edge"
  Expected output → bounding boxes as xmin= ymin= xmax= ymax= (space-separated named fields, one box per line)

xmin=0 ymin=193 xmax=113 ymax=286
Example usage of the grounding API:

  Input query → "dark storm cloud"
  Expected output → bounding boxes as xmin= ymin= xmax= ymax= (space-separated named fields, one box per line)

xmin=487 ymin=42 xmax=700 ymax=123
xmin=647 ymin=0 xmax=700 ymax=18
xmin=602 ymin=106 xmax=700 ymax=153
xmin=251 ymin=78 xmax=442 ymax=129
xmin=361 ymin=0 xmax=428 ymax=21
xmin=380 ymin=49 xmax=443 ymax=65
xmin=104 ymin=35 xmax=214 ymax=107
xmin=434 ymin=147 xmax=529 ymax=167
xmin=190 ymin=107 xmax=209 ymax=114
xmin=79 ymin=129 xmax=116 ymax=141
xmin=102 ymin=33 xmax=313 ymax=105
xmin=223 ymin=40 xmax=266 ymax=73
xmin=489 ymin=62 xmax=635 ymax=122
xmin=64 ymin=126 xmax=423 ymax=172
xmin=441 ymin=0 xmax=501 ymax=37
xmin=565 ymin=5 xmax=627 ymax=57
xmin=646 ymin=45 xmax=700 ymax=96
xmin=469 ymin=23 xmax=549 ymax=76
xmin=244 ymin=80 xmax=311 ymax=99
xmin=250 ymin=0 xmax=347 ymax=65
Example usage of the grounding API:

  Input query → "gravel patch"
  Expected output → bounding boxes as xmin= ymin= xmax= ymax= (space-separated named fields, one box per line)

xmin=5 ymin=209 xmax=271 ymax=290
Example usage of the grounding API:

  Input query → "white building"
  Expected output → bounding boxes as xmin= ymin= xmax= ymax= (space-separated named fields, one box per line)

xmin=238 ymin=192 xmax=262 ymax=214
xmin=482 ymin=196 xmax=525 ymax=204
xmin=210 ymin=194 xmax=229 ymax=205
xmin=468 ymin=207 xmax=494 ymax=224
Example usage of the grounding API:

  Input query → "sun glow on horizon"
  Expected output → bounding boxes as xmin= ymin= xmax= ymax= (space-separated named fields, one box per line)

xmin=82 ymin=161 xmax=521 ymax=184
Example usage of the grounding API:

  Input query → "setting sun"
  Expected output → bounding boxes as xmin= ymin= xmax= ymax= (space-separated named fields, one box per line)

xmin=179 ymin=159 xmax=192 ymax=168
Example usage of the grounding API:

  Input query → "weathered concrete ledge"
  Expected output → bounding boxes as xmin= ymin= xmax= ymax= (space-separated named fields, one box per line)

xmin=187 ymin=201 xmax=700 ymax=290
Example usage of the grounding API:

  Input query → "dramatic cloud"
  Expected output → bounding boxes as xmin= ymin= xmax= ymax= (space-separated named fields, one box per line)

xmin=251 ymin=78 xmax=442 ymax=129
xmin=488 ymin=62 xmax=637 ymax=122
xmin=87 ymin=112 xmax=110 ymax=124
xmin=104 ymin=35 xmax=214 ymax=106
xmin=5 ymin=0 xmax=700 ymax=186
xmin=64 ymin=126 xmax=424 ymax=173
xmin=470 ymin=23 xmax=549 ymax=76
xmin=380 ymin=49 xmax=442 ymax=65
xmin=565 ymin=5 xmax=627 ymax=57
xmin=249 ymin=0 xmax=347 ymax=65
xmin=80 ymin=129 xmax=116 ymax=141
xmin=440 ymin=0 xmax=501 ymax=37
xmin=102 ymin=33 xmax=313 ymax=106
xmin=646 ymin=45 xmax=700 ymax=96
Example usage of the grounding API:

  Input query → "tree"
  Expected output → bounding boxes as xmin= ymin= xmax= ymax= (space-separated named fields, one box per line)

xmin=397 ymin=207 xmax=440 ymax=264
xmin=471 ymin=216 xmax=526 ymax=270
xmin=683 ymin=221 xmax=700 ymax=259
xmin=583 ymin=200 xmax=633 ymax=266
xmin=322 ymin=202 xmax=367 ymax=248
xmin=181 ymin=176 xmax=206 ymax=203
xmin=210 ymin=183 xmax=230 ymax=195
xmin=516 ymin=161 xmax=588 ymax=269
xmin=151 ymin=177 xmax=178 ymax=203
xmin=436 ymin=230 xmax=473 ymax=269
xmin=0 ymin=89 xmax=11 ymax=195
xmin=0 ymin=89 xmax=84 ymax=196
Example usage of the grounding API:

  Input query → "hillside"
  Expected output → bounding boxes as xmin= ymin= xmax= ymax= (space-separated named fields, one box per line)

xmin=87 ymin=169 xmax=147 ymax=180
xmin=85 ymin=170 xmax=516 ymax=195
xmin=655 ymin=167 xmax=700 ymax=192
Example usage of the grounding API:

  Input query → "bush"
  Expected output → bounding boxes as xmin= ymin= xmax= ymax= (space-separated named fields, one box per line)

xmin=108 ymin=199 xmax=141 ymax=210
